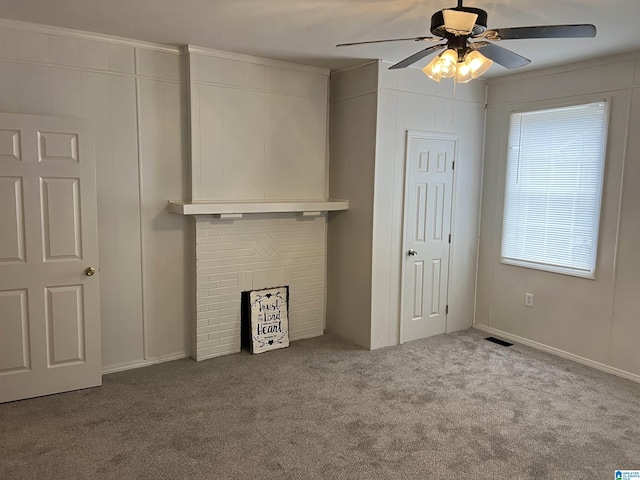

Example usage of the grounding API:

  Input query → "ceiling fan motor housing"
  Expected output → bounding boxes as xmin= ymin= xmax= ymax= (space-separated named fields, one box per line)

xmin=431 ymin=7 xmax=488 ymax=37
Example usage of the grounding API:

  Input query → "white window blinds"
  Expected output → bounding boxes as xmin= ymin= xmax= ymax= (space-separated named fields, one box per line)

xmin=501 ymin=101 xmax=608 ymax=278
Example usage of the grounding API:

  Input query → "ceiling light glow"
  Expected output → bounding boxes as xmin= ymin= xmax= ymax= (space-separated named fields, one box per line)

xmin=423 ymin=49 xmax=493 ymax=83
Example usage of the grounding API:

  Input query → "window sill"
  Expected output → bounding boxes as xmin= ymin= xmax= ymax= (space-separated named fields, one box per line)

xmin=500 ymin=258 xmax=595 ymax=280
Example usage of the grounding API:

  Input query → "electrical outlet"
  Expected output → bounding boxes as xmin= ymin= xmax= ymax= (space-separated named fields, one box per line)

xmin=525 ymin=293 xmax=534 ymax=307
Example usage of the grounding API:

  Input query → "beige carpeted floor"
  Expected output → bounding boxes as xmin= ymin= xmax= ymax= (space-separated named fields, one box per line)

xmin=1 ymin=328 xmax=639 ymax=479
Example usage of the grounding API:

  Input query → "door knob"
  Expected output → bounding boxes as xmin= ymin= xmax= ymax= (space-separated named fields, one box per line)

xmin=407 ymin=249 xmax=418 ymax=257
xmin=85 ymin=267 xmax=96 ymax=277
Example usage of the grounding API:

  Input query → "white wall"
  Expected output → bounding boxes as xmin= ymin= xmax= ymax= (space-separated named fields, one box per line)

xmin=373 ymin=62 xmax=486 ymax=347
xmin=0 ymin=21 xmax=190 ymax=373
xmin=188 ymin=46 xmax=329 ymax=201
xmin=476 ymin=52 xmax=640 ymax=380
xmin=327 ymin=62 xmax=378 ymax=349
xmin=185 ymin=46 xmax=332 ymax=358
xmin=327 ymin=61 xmax=486 ymax=349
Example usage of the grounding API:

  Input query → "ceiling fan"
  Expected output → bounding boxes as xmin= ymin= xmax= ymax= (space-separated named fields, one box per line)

xmin=336 ymin=0 xmax=596 ymax=82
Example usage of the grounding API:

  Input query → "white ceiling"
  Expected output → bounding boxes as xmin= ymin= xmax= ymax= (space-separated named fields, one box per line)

xmin=1 ymin=0 xmax=639 ymax=77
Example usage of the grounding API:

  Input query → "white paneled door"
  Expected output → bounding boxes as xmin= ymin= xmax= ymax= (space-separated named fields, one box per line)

xmin=401 ymin=132 xmax=456 ymax=343
xmin=0 ymin=113 xmax=100 ymax=403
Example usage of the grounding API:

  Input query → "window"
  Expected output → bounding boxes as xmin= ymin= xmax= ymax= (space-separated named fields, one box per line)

xmin=501 ymin=101 xmax=608 ymax=278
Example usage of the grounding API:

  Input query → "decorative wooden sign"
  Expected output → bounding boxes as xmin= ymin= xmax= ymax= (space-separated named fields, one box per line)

xmin=247 ymin=286 xmax=289 ymax=354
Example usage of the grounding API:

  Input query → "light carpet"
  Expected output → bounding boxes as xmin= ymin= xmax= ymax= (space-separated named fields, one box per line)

xmin=1 ymin=328 xmax=639 ymax=479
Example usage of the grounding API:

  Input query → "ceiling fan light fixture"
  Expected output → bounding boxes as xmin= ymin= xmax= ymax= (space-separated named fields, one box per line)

xmin=442 ymin=9 xmax=479 ymax=35
xmin=422 ymin=56 xmax=443 ymax=82
xmin=340 ymin=1 xmax=597 ymax=79
xmin=454 ymin=61 xmax=473 ymax=83
xmin=421 ymin=49 xmax=493 ymax=84
xmin=439 ymin=49 xmax=458 ymax=78
xmin=466 ymin=50 xmax=493 ymax=79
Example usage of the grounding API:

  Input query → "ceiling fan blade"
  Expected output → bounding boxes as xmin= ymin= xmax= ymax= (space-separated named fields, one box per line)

xmin=336 ymin=37 xmax=436 ymax=47
xmin=482 ymin=24 xmax=596 ymax=41
xmin=474 ymin=42 xmax=530 ymax=69
xmin=388 ymin=44 xmax=446 ymax=70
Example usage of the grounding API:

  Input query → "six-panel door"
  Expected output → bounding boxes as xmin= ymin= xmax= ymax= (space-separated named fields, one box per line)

xmin=0 ymin=113 xmax=100 ymax=403
xmin=402 ymin=132 xmax=456 ymax=343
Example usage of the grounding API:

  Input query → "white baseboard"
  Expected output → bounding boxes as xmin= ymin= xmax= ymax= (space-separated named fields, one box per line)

xmin=474 ymin=324 xmax=640 ymax=384
xmin=159 ymin=352 xmax=191 ymax=364
xmin=102 ymin=352 xmax=190 ymax=375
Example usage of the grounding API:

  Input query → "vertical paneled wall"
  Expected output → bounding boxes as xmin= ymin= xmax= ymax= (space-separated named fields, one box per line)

xmin=185 ymin=47 xmax=331 ymax=360
xmin=328 ymin=61 xmax=486 ymax=349
xmin=0 ymin=21 xmax=190 ymax=373
xmin=477 ymin=53 xmax=640 ymax=380
xmin=137 ymin=74 xmax=190 ymax=366
xmin=372 ymin=62 xmax=486 ymax=347
xmin=188 ymin=47 xmax=329 ymax=201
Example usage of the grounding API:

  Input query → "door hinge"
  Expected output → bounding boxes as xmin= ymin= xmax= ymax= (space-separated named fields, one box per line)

xmin=448 ymin=234 xmax=451 ymax=244
xmin=446 ymin=305 xmax=449 ymax=314
xmin=452 ymin=161 xmax=455 ymax=170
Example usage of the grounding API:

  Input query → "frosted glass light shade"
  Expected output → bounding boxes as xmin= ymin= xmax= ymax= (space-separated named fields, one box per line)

xmin=439 ymin=49 xmax=458 ymax=78
xmin=454 ymin=61 xmax=473 ymax=83
xmin=421 ymin=48 xmax=494 ymax=84
xmin=422 ymin=56 xmax=443 ymax=82
xmin=466 ymin=50 xmax=493 ymax=79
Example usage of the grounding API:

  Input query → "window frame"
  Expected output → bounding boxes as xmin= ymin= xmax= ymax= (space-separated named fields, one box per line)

xmin=500 ymin=99 xmax=610 ymax=280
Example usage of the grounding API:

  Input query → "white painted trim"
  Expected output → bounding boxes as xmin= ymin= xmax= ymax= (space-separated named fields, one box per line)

xmin=190 ymin=79 xmax=326 ymax=99
xmin=405 ymin=131 xmax=461 ymax=143
xmin=186 ymin=45 xmax=329 ymax=75
xmin=0 ymin=18 xmax=182 ymax=54
xmin=378 ymin=87 xmax=487 ymax=106
xmin=102 ymin=353 xmax=190 ymax=374
xmin=0 ymin=56 xmax=185 ymax=84
xmin=159 ymin=352 xmax=191 ymax=364
xmin=487 ymin=49 xmax=640 ymax=86
xmin=102 ymin=359 xmax=158 ymax=374
xmin=472 ymin=92 xmax=489 ymax=328
xmin=168 ymin=199 xmax=349 ymax=215
xmin=474 ymin=324 xmax=640 ymax=384
xmin=330 ymin=88 xmax=379 ymax=104
xmin=331 ymin=60 xmax=379 ymax=75
xmin=134 ymin=60 xmax=149 ymax=362
xmin=196 ymin=350 xmax=240 ymax=362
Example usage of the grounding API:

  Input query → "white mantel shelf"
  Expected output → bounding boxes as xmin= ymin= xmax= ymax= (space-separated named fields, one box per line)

xmin=168 ymin=199 xmax=349 ymax=216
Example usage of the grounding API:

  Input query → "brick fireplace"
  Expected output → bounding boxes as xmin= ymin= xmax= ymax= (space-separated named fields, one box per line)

xmin=192 ymin=213 xmax=327 ymax=360
xmin=167 ymin=45 xmax=348 ymax=361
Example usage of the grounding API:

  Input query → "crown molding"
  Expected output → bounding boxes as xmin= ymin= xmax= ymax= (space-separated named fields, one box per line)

xmin=331 ymin=60 xmax=378 ymax=75
xmin=186 ymin=45 xmax=329 ymax=76
xmin=487 ymin=49 xmax=640 ymax=86
xmin=0 ymin=18 xmax=183 ymax=55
